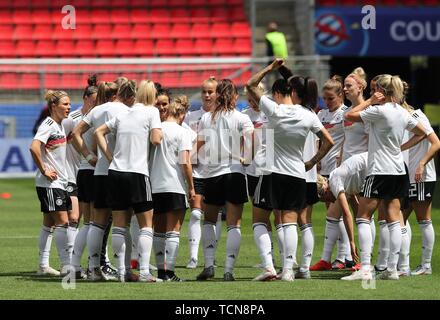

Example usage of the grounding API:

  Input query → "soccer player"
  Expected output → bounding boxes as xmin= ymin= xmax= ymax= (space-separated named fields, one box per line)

xmin=342 ymin=75 xmax=427 ymax=281
xmin=184 ymin=77 xmax=223 ymax=269
xmin=94 ymin=80 xmax=162 ymax=282
xmin=150 ymin=97 xmax=196 ymax=281
xmin=246 ymin=59 xmax=334 ymax=281
xmin=196 ymin=79 xmax=253 ymax=281
xmin=72 ymin=80 xmax=135 ymax=280
xmin=30 ymin=90 xmax=71 ymax=276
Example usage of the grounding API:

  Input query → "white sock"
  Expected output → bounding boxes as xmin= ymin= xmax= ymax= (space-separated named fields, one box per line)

xmin=153 ymin=232 xmax=166 ymax=270
xmin=72 ymin=223 xmax=89 ymax=269
xmin=87 ymin=223 xmax=105 ymax=269
xmin=370 ymin=215 xmax=376 ymax=252
xmin=224 ymin=226 xmax=241 ymax=274
xmin=398 ymin=225 xmax=410 ymax=271
xmin=376 ymin=220 xmax=390 ymax=270
xmin=124 ymin=227 xmax=132 ymax=273
xmin=202 ymin=222 xmax=217 ymax=268
xmin=38 ymin=225 xmax=53 ymax=268
xmin=275 ymin=224 xmax=284 ymax=268
xmin=387 ymin=221 xmax=402 ymax=272
xmin=130 ymin=215 xmax=140 ymax=261
xmin=165 ymin=231 xmax=180 ymax=272
xmin=188 ymin=208 xmax=202 ymax=261
xmin=282 ymin=223 xmax=298 ymax=271
xmin=138 ymin=227 xmax=153 ymax=276
xmin=67 ymin=222 xmax=78 ymax=265
xmin=54 ymin=224 xmax=70 ymax=267
xmin=406 ymin=219 xmax=412 ymax=244
xmin=322 ymin=217 xmax=340 ymax=262
xmin=268 ymin=230 xmax=274 ymax=264
xmin=300 ymin=223 xmax=314 ymax=272
xmin=419 ymin=220 xmax=435 ymax=268
xmin=112 ymin=227 xmax=126 ymax=276
xmin=337 ymin=219 xmax=350 ymax=261
xmin=253 ymin=223 xmax=274 ymax=269
xmin=216 ymin=210 xmax=223 ymax=246
xmin=356 ymin=218 xmax=372 ymax=271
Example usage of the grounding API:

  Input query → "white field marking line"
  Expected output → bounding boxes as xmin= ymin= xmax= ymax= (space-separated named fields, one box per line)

xmin=0 ymin=235 xmax=38 ymax=239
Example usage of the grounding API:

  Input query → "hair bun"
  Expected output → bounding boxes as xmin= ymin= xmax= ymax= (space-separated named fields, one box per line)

xmin=87 ymin=74 xmax=98 ymax=87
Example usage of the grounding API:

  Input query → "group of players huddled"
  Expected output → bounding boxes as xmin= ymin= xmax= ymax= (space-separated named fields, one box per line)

xmin=30 ymin=59 xmax=439 ymax=282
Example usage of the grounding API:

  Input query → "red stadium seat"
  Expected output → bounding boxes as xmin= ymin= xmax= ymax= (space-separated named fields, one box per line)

xmin=175 ymin=39 xmax=195 ymax=55
xmin=109 ymin=0 xmax=129 ymax=7
xmin=133 ymin=39 xmax=154 ymax=56
xmin=132 ymin=24 xmax=152 ymax=39
xmin=61 ymin=73 xmax=85 ymax=89
xmin=422 ymin=0 xmax=439 ymax=5
xmin=400 ymin=0 xmax=419 ymax=5
xmin=170 ymin=8 xmax=190 ymax=19
xmin=170 ymin=24 xmax=192 ymax=38
xmin=130 ymin=9 xmax=150 ymax=23
xmin=53 ymin=24 xmax=75 ymax=40
xmin=0 ymin=73 xmax=20 ymax=89
xmin=210 ymin=23 xmax=231 ymax=38
xmin=340 ymin=0 xmax=359 ymax=5
xmin=13 ymin=25 xmax=34 ymax=40
xmin=190 ymin=24 xmax=211 ymax=38
xmin=213 ymin=38 xmax=234 ymax=55
xmin=89 ymin=0 xmax=110 ymax=8
xmin=110 ymin=9 xmax=131 ymax=24
xmin=12 ymin=10 xmax=33 ymax=24
xmin=187 ymin=0 xmax=206 ymax=6
xmin=90 ymin=10 xmax=111 ymax=24
xmin=32 ymin=10 xmax=53 ymax=24
xmin=155 ymin=39 xmax=176 ymax=56
xmin=194 ymin=39 xmax=214 ymax=55
xmin=95 ymin=40 xmax=115 ymax=57
xmin=72 ymin=24 xmax=93 ymax=40
xmin=21 ymin=73 xmax=41 ymax=89
xmin=231 ymin=22 xmax=251 ymax=37
xmin=92 ymin=24 xmax=114 ymax=39
xmin=16 ymin=40 xmax=36 ymax=57
xmin=152 ymin=24 xmax=172 ymax=39
xmin=74 ymin=40 xmax=95 ymax=57
xmin=381 ymin=0 xmax=398 ymax=5
xmin=208 ymin=0 xmax=227 ymax=5
xmin=0 ymin=11 xmax=14 ymax=25
xmin=169 ymin=0 xmax=188 ymax=6
xmin=75 ymin=10 xmax=92 ymax=24
xmin=112 ymin=24 xmax=133 ymax=39
xmin=180 ymin=71 xmax=202 ymax=87
xmin=233 ymin=38 xmax=252 ymax=55
xmin=44 ymin=73 xmax=63 ymax=89
xmin=35 ymin=40 xmax=58 ymax=57
xmin=211 ymin=7 xmax=229 ymax=20
xmin=230 ymin=6 xmax=246 ymax=21
xmin=114 ymin=39 xmax=135 ymax=56
xmin=316 ymin=0 xmax=338 ymax=6
xmin=159 ymin=71 xmax=180 ymax=87
xmin=150 ymin=0 xmax=168 ymax=6
xmin=55 ymin=40 xmax=76 ymax=57
xmin=150 ymin=9 xmax=171 ymax=22
xmin=0 ymin=26 xmax=14 ymax=40
xmin=33 ymin=25 xmax=54 ymax=40
xmin=0 ymin=41 xmax=16 ymax=58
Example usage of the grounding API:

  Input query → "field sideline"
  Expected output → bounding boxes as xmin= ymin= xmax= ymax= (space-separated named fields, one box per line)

xmin=0 ymin=178 xmax=439 ymax=300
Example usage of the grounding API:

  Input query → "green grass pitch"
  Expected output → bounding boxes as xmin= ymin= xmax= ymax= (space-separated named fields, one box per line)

xmin=0 ymin=178 xmax=439 ymax=300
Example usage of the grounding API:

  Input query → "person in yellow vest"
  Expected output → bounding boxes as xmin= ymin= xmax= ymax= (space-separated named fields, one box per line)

xmin=265 ymin=22 xmax=288 ymax=59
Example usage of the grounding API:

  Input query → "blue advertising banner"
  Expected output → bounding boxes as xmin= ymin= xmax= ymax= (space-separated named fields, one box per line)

xmin=315 ymin=7 xmax=440 ymax=56
xmin=0 ymin=139 xmax=36 ymax=178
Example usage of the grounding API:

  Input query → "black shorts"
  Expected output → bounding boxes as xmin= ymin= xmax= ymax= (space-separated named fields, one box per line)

xmin=253 ymin=173 xmax=306 ymax=211
xmin=204 ymin=173 xmax=248 ymax=206
xmin=77 ymin=169 xmax=94 ymax=203
xmin=94 ymin=175 xmax=110 ymax=209
xmin=152 ymin=192 xmax=188 ymax=214
xmin=361 ymin=174 xmax=409 ymax=200
xmin=66 ymin=182 xmax=78 ymax=197
xmin=36 ymin=187 xmax=72 ymax=213
xmin=409 ymin=181 xmax=436 ymax=202
xmin=193 ymin=177 xmax=205 ymax=196
xmin=108 ymin=170 xmax=154 ymax=213
xmin=306 ymin=182 xmax=319 ymax=206
xmin=247 ymin=174 xmax=260 ymax=199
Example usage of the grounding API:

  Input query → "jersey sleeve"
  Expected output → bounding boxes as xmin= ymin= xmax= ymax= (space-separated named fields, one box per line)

xmin=149 ymin=107 xmax=162 ymax=130
xmin=179 ymin=128 xmax=193 ymax=152
xmin=418 ymin=112 xmax=434 ymax=135
xmin=33 ymin=121 xmax=52 ymax=145
xmin=62 ymin=117 xmax=74 ymax=135
xmin=360 ymin=105 xmax=381 ymax=123
xmin=105 ymin=116 xmax=118 ymax=133
xmin=405 ymin=111 xmax=419 ymax=132
xmin=259 ymin=95 xmax=277 ymax=117
xmin=311 ymin=112 xmax=324 ymax=134
xmin=82 ymin=109 xmax=94 ymax=127
xmin=329 ymin=167 xmax=348 ymax=198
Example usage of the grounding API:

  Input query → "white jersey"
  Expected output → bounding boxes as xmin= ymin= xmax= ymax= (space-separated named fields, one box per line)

xmin=83 ymin=101 xmax=130 ymax=176
xmin=33 ymin=117 xmax=68 ymax=190
xmin=62 ymin=109 xmax=82 ymax=184
xmin=182 ymin=121 xmax=197 ymax=144
xmin=241 ymin=107 xmax=269 ymax=177
xmin=329 ymin=152 xmax=368 ymax=197
xmin=198 ymin=109 xmax=253 ymax=178
xmin=184 ymin=108 xmax=208 ymax=178
xmin=360 ymin=102 xmax=418 ymax=176
xmin=342 ymin=105 xmax=369 ymax=161
xmin=408 ymin=109 xmax=436 ymax=183
xmin=150 ymin=121 xmax=193 ymax=194
xmin=317 ymin=105 xmax=345 ymax=175
xmin=259 ymin=96 xmax=323 ymax=180
xmin=303 ymin=131 xmax=318 ymax=183
xmin=106 ymin=104 xmax=161 ymax=176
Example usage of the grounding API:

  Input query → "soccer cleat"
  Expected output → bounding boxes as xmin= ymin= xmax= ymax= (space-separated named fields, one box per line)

xmin=165 ymin=270 xmax=184 ymax=282
xmin=223 ymin=272 xmax=235 ymax=281
xmin=253 ymin=268 xmax=277 ymax=281
xmin=279 ymin=269 xmax=295 ymax=282
xmin=345 ymin=259 xmax=356 ymax=269
xmin=350 ymin=263 xmax=361 ymax=272
xmin=377 ymin=270 xmax=399 ymax=280
xmin=73 ymin=267 xmax=87 ymax=280
xmin=196 ymin=266 xmax=215 ymax=281
xmin=397 ymin=269 xmax=411 ymax=277
xmin=88 ymin=267 xmax=110 ymax=281
xmin=37 ymin=266 xmax=61 ymax=277
xmin=139 ymin=273 xmax=163 ymax=283
xmin=331 ymin=259 xmax=346 ymax=270
xmin=294 ymin=269 xmax=311 ymax=279
xmin=411 ymin=265 xmax=432 ymax=276
xmin=186 ymin=258 xmax=198 ymax=269
xmin=130 ymin=259 xmax=139 ymax=270
xmin=124 ymin=272 xmax=139 ymax=282
xmin=374 ymin=265 xmax=387 ymax=273
xmin=101 ymin=263 xmax=118 ymax=280
xmin=157 ymin=269 xmax=169 ymax=281
xmin=341 ymin=270 xmax=373 ymax=281
xmin=310 ymin=260 xmax=332 ymax=271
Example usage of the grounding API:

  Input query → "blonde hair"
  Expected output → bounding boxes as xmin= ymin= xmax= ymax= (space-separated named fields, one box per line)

xmin=346 ymin=67 xmax=367 ymax=90
xmin=400 ymin=80 xmax=414 ymax=113
xmin=45 ymin=90 xmax=68 ymax=112
xmin=95 ymin=81 xmax=118 ymax=106
xmin=202 ymin=76 xmax=218 ymax=87
xmin=174 ymin=95 xmax=190 ymax=112
xmin=136 ymin=80 xmax=156 ymax=106
xmin=323 ymin=75 xmax=343 ymax=96
xmin=376 ymin=74 xmax=404 ymax=104
xmin=168 ymin=97 xmax=189 ymax=119
xmin=316 ymin=174 xmax=327 ymax=198
xmin=117 ymin=80 xmax=136 ymax=104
